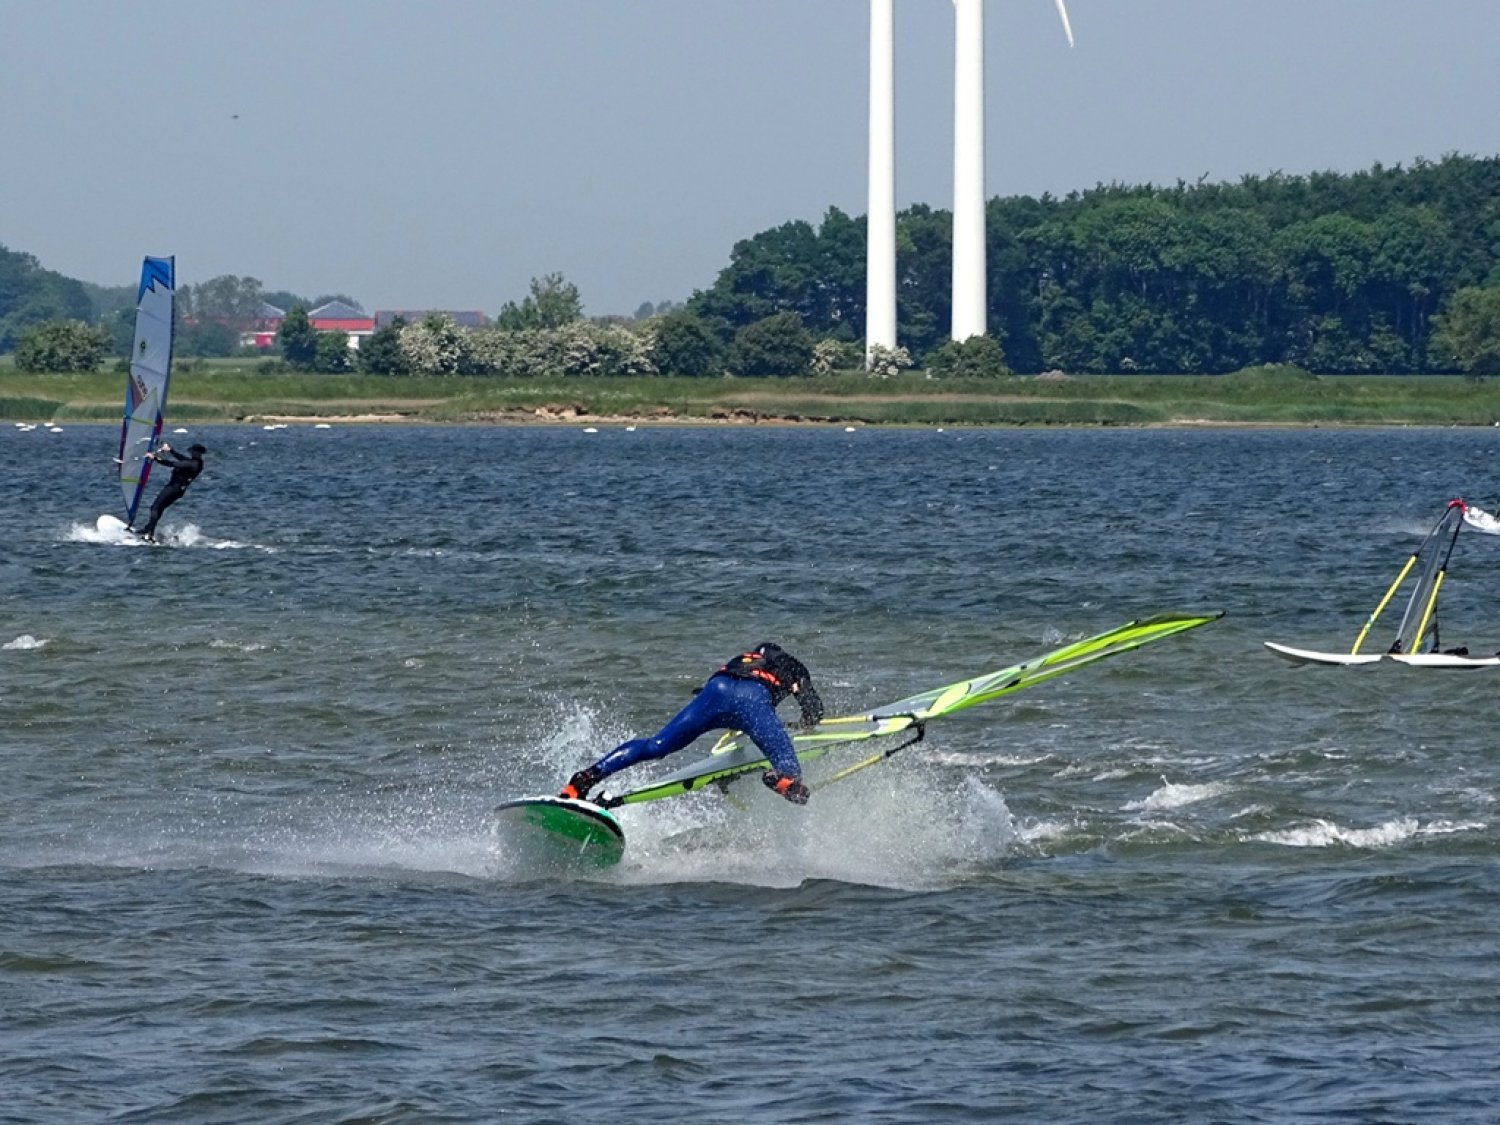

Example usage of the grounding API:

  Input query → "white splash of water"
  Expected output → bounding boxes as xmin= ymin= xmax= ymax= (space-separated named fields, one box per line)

xmin=3 ymin=634 xmax=48 ymax=650
xmin=1252 ymin=817 xmax=1422 ymax=848
xmin=611 ymin=767 xmax=1021 ymax=891
xmin=209 ymin=639 xmax=268 ymax=653
xmin=1123 ymin=779 xmax=1229 ymax=812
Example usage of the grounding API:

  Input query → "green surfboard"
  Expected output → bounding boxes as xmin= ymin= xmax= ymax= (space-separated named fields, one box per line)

xmin=493 ymin=796 xmax=625 ymax=868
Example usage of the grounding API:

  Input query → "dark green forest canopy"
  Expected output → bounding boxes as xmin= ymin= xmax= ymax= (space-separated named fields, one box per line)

xmin=4 ymin=154 xmax=1498 ymax=375
xmin=0 ymin=245 xmax=94 ymax=352
xmin=690 ymin=154 xmax=1500 ymax=374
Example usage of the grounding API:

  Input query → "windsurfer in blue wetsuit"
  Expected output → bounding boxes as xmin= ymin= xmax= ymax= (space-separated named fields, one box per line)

xmin=561 ymin=642 xmax=824 ymax=806
xmin=135 ymin=442 xmax=206 ymax=542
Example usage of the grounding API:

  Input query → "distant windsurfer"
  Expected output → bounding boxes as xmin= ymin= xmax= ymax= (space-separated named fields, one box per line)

xmin=135 ymin=442 xmax=206 ymax=542
xmin=561 ymin=642 xmax=824 ymax=806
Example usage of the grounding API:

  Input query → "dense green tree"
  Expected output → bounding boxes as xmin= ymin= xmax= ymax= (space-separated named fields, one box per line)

xmin=1431 ymin=287 xmax=1500 ymax=377
xmin=80 ymin=280 xmax=135 ymax=323
xmin=497 ymin=273 xmax=584 ymax=330
xmin=691 ymin=208 xmax=865 ymax=341
xmin=314 ymin=330 xmax=352 ymax=373
xmin=632 ymin=299 xmax=683 ymax=321
xmin=893 ymin=205 xmax=952 ymax=362
xmin=181 ymin=274 xmax=264 ymax=329
xmin=102 ymin=307 xmax=136 ymax=357
xmin=277 ymin=306 xmax=319 ymax=370
xmin=0 ymin=245 xmax=93 ymax=351
xmin=177 ymin=319 xmax=239 ymax=358
xmin=730 ymin=312 xmax=814 ymax=377
xmin=14 ymin=319 xmax=109 ymax=372
xmin=651 ymin=309 xmax=726 ymax=376
xmin=359 ymin=317 xmax=407 ymax=374
xmin=925 ymin=335 xmax=1009 ymax=378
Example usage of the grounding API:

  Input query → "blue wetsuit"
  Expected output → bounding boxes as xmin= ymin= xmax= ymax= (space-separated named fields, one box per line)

xmin=581 ymin=643 xmax=823 ymax=791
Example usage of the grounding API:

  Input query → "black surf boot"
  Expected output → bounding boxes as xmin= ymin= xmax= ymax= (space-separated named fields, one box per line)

xmin=559 ymin=767 xmax=602 ymax=802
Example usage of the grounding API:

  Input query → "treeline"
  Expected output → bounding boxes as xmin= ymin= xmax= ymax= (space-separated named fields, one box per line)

xmin=6 ymin=154 xmax=1500 ymax=377
xmin=304 ymin=154 xmax=1500 ymax=379
xmin=691 ymin=153 xmax=1500 ymax=375
xmin=271 ymin=276 xmax=855 ymax=379
xmin=0 ymin=247 xmax=94 ymax=352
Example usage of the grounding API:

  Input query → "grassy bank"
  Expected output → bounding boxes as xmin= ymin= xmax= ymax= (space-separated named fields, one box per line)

xmin=4 ymin=360 xmax=1500 ymax=427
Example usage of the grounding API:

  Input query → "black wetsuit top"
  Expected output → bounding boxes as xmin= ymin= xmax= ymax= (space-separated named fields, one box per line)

xmin=153 ymin=448 xmax=204 ymax=490
xmin=717 ymin=642 xmax=824 ymax=726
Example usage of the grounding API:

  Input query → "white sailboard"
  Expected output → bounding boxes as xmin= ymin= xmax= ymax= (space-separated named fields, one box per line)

xmin=1266 ymin=500 xmax=1495 ymax=668
xmin=1387 ymin=651 xmax=1500 ymax=669
xmin=1262 ymin=642 xmax=1383 ymax=667
xmin=115 ymin=256 xmax=175 ymax=526
xmin=1462 ymin=505 xmax=1500 ymax=535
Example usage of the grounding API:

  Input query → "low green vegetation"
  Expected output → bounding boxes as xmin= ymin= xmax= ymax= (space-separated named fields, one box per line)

xmin=7 ymin=362 xmax=1500 ymax=427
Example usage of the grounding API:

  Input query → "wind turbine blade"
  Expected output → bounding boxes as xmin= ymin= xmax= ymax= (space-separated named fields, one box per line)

xmin=1053 ymin=0 xmax=1076 ymax=47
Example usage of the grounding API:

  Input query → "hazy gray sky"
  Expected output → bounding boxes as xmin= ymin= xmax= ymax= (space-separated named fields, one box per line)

xmin=4 ymin=1 xmax=1496 ymax=317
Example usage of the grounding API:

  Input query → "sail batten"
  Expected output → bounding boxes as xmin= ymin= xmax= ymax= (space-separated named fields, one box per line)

xmin=118 ymin=256 xmax=175 ymax=524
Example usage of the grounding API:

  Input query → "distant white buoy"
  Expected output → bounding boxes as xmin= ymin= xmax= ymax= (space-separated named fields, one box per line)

xmin=625 ymin=425 xmax=636 ymax=432
xmin=583 ymin=427 xmax=598 ymax=433
xmin=844 ymin=426 xmax=857 ymax=432
xmin=314 ymin=423 xmax=331 ymax=429
xmin=48 ymin=426 xmax=63 ymax=433
xmin=173 ymin=427 xmax=189 ymax=434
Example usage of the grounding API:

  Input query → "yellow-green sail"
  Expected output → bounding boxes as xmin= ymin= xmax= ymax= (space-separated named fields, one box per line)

xmin=604 ymin=612 xmax=1221 ymax=807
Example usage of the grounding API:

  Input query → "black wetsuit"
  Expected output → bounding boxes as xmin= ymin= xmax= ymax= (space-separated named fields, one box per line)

xmin=139 ymin=448 xmax=204 ymax=537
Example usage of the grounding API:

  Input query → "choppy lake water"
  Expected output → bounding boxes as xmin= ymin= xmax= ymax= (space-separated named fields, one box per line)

xmin=5 ymin=422 xmax=1500 ymax=1122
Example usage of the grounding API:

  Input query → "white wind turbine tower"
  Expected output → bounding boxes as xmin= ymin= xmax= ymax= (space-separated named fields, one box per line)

xmin=865 ymin=0 xmax=897 ymax=367
xmin=951 ymin=0 xmax=1074 ymax=342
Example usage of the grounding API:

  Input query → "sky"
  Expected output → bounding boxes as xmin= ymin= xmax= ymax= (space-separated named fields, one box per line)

xmin=3 ymin=0 xmax=1498 ymax=318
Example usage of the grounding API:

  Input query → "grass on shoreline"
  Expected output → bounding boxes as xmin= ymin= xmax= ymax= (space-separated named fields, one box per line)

xmin=4 ymin=360 xmax=1500 ymax=427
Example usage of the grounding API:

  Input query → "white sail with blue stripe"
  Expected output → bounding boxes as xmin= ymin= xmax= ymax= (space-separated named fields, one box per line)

xmin=117 ymin=256 xmax=175 ymax=524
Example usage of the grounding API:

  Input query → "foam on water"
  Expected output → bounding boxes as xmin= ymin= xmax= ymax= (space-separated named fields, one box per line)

xmin=65 ymin=517 xmax=260 ymax=551
xmin=611 ymin=769 xmax=1020 ymax=890
xmin=1123 ymin=778 xmax=1230 ymax=812
xmin=1252 ymin=816 xmax=1426 ymax=848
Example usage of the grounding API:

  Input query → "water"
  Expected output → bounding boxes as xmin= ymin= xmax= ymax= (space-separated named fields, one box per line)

xmin=5 ymin=422 xmax=1500 ymax=1122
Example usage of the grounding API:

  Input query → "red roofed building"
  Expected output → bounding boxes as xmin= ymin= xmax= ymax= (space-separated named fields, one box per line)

xmin=309 ymin=301 xmax=376 ymax=346
xmin=244 ymin=302 xmax=287 ymax=350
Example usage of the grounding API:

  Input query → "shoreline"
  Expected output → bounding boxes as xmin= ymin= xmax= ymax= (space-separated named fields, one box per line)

xmin=9 ymin=369 xmax=1500 ymax=429
xmin=19 ymin=409 xmax=1493 ymax=431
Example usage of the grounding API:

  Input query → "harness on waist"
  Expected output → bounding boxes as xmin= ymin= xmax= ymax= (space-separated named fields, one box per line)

xmin=719 ymin=651 xmax=784 ymax=690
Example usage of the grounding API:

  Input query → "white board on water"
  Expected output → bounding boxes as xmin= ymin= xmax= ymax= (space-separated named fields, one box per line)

xmin=1463 ymin=506 xmax=1500 ymax=535
xmin=1387 ymin=652 xmax=1500 ymax=669
xmin=1263 ymin=641 xmax=1384 ymax=667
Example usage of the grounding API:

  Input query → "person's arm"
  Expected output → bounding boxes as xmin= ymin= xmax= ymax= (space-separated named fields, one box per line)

xmin=792 ymin=678 xmax=823 ymax=728
xmin=149 ymin=447 xmax=185 ymax=466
